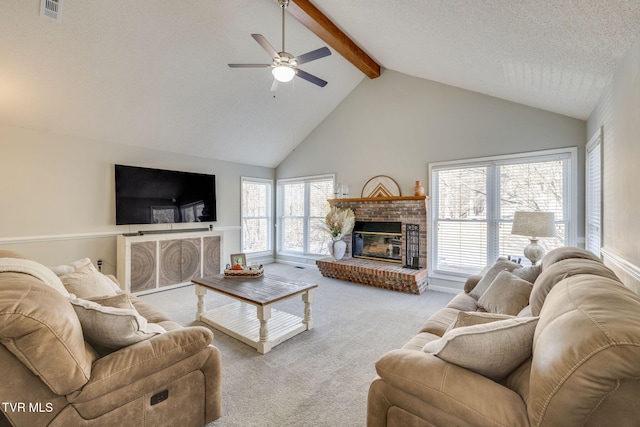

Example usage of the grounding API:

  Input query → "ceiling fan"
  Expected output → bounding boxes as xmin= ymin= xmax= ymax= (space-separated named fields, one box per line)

xmin=228 ymin=0 xmax=331 ymax=89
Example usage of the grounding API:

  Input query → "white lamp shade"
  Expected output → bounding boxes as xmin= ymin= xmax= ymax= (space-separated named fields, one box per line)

xmin=272 ymin=66 xmax=295 ymax=82
xmin=511 ymin=211 xmax=556 ymax=238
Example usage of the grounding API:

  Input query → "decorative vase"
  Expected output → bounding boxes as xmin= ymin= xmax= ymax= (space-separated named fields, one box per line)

xmin=332 ymin=239 xmax=347 ymax=261
xmin=414 ymin=180 xmax=425 ymax=197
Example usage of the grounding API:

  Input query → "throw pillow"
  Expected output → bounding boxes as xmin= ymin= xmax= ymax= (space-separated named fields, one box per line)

xmin=463 ymin=274 xmax=483 ymax=294
xmin=50 ymin=257 xmax=92 ymax=276
xmin=88 ymin=293 xmax=135 ymax=309
xmin=60 ymin=262 xmax=121 ymax=299
xmin=422 ymin=316 xmax=539 ymax=381
xmin=70 ymin=297 xmax=166 ymax=350
xmin=448 ymin=312 xmax=514 ymax=332
xmin=469 ymin=259 xmax=522 ymax=300
xmin=478 ymin=270 xmax=533 ymax=316
xmin=512 ymin=264 xmax=542 ymax=283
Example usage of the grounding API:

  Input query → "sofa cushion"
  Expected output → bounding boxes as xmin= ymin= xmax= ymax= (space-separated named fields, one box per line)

xmin=70 ymin=295 xmax=166 ymax=350
xmin=419 ymin=307 xmax=460 ymax=336
xmin=61 ymin=262 xmax=121 ymax=299
xmin=469 ymin=259 xmax=522 ymax=300
xmin=478 ymin=270 xmax=533 ymax=315
xmin=0 ymin=274 xmax=93 ymax=395
xmin=0 ymin=250 xmax=29 ymax=260
xmin=129 ymin=294 xmax=172 ymax=324
xmin=444 ymin=292 xmax=478 ymax=312
xmin=504 ymin=358 xmax=532 ymax=404
xmin=529 ymin=274 xmax=640 ymax=426
xmin=401 ymin=332 xmax=441 ymax=351
xmin=0 ymin=256 xmax=71 ymax=297
xmin=422 ymin=316 xmax=539 ymax=380
xmin=540 ymin=246 xmax=601 ymax=269
xmin=530 ymin=258 xmax=619 ymax=316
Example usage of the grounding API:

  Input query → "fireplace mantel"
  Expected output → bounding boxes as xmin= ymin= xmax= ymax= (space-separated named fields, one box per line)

xmin=328 ymin=196 xmax=427 ymax=203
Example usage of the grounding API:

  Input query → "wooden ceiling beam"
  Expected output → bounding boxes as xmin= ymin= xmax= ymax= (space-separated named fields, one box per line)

xmin=287 ymin=0 xmax=381 ymax=79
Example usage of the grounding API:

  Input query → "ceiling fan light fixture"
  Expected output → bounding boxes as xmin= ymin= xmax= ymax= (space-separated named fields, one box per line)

xmin=272 ymin=65 xmax=295 ymax=82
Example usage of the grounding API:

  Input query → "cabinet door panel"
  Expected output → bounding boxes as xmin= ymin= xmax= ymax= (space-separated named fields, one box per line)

xmin=131 ymin=242 xmax=156 ymax=293
xmin=203 ymin=236 xmax=221 ymax=277
xmin=181 ymin=238 xmax=202 ymax=281
xmin=159 ymin=240 xmax=183 ymax=286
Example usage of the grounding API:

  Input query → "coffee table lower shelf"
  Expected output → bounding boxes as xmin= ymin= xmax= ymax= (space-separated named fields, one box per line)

xmin=198 ymin=301 xmax=310 ymax=354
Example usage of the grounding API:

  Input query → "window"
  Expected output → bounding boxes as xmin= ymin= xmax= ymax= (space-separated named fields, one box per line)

xmin=241 ymin=177 xmax=273 ymax=254
xmin=430 ymin=148 xmax=577 ymax=277
xmin=277 ymin=174 xmax=334 ymax=256
xmin=586 ymin=128 xmax=602 ymax=257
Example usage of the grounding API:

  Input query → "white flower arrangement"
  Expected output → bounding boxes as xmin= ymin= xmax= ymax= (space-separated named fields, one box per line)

xmin=322 ymin=207 xmax=355 ymax=239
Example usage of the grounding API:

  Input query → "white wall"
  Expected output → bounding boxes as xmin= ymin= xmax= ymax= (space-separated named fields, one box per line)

xmin=278 ymin=70 xmax=586 ymax=228
xmin=587 ymin=32 xmax=640 ymax=292
xmin=0 ymin=123 xmax=274 ymax=275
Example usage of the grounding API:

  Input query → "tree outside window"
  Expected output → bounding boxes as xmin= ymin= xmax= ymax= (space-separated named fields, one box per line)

xmin=431 ymin=149 xmax=575 ymax=276
xmin=278 ymin=175 xmax=334 ymax=256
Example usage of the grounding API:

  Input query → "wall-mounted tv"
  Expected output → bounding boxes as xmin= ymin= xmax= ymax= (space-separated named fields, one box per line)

xmin=115 ymin=164 xmax=216 ymax=225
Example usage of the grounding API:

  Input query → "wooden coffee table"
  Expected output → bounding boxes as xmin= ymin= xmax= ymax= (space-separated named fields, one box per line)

xmin=192 ymin=274 xmax=317 ymax=354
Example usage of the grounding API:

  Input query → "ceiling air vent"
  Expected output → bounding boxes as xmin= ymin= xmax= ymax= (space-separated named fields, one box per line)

xmin=40 ymin=0 xmax=62 ymax=22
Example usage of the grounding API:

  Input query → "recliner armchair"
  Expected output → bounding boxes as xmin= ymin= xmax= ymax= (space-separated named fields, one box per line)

xmin=0 ymin=250 xmax=222 ymax=427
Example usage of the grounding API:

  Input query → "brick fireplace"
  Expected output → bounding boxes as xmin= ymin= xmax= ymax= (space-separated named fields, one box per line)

xmin=316 ymin=196 xmax=429 ymax=294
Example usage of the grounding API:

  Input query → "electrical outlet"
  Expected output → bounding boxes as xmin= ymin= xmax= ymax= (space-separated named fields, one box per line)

xmin=96 ymin=259 xmax=103 ymax=272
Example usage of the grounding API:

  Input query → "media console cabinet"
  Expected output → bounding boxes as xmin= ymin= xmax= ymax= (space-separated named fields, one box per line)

xmin=117 ymin=230 xmax=223 ymax=295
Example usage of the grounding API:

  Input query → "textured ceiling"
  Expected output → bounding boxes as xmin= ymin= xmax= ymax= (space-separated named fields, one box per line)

xmin=317 ymin=0 xmax=640 ymax=120
xmin=1 ymin=1 xmax=640 ymax=168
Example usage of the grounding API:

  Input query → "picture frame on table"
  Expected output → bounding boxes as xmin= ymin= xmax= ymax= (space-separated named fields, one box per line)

xmin=230 ymin=253 xmax=247 ymax=267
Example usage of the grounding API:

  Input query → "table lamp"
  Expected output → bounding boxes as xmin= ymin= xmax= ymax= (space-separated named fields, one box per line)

xmin=511 ymin=211 xmax=556 ymax=265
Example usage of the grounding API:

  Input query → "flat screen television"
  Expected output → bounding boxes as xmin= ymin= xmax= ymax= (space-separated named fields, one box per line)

xmin=115 ymin=164 xmax=216 ymax=225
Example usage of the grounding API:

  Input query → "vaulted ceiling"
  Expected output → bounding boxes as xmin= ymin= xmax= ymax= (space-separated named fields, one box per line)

xmin=2 ymin=1 xmax=640 ymax=168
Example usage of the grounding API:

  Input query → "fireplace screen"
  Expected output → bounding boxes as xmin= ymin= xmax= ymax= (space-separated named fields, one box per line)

xmin=352 ymin=221 xmax=402 ymax=263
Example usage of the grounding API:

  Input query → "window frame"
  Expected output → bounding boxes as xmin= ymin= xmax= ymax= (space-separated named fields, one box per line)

xmin=428 ymin=147 xmax=578 ymax=280
xmin=276 ymin=173 xmax=335 ymax=257
xmin=240 ymin=176 xmax=274 ymax=256
xmin=585 ymin=128 xmax=603 ymax=257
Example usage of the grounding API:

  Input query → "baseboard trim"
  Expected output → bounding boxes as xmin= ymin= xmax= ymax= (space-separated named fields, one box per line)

xmin=275 ymin=258 xmax=317 ymax=269
xmin=601 ymin=247 xmax=640 ymax=293
xmin=427 ymin=284 xmax=461 ymax=294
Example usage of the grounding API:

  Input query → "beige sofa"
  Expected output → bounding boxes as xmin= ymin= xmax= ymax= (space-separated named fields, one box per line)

xmin=0 ymin=250 xmax=222 ymax=427
xmin=368 ymin=246 xmax=640 ymax=426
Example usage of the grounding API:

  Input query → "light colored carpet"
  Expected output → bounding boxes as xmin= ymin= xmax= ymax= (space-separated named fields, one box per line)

xmin=140 ymin=263 xmax=454 ymax=427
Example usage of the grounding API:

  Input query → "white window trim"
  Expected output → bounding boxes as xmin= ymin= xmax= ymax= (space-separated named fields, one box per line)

xmin=241 ymin=176 xmax=274 ymax=257
xmin=276 ymin=173 xmax=335 ymax=257
xmin=428 ymin=147 xmax=578 ymax=281
xmin=585 ymin=127 xmax=603 ymax=257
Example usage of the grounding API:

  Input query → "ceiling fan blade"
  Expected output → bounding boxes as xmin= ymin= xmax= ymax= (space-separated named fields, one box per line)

xmin=251 ymin=34 xmax=278 ymax=59
xmin=228 ymin=64 xmax=272 ymax=68
xmin=295 ymin=69 xmax=328 ymax=88
xmin=294 ymin=46 xmax=331 ymax=65
xmin=270 ymin=79 xmax=279 ymax=92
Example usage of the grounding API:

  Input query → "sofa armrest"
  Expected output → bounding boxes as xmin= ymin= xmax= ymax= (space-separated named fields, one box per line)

xmin=373 ymin=349 xmax=528 ymax=426
xmin=68 ymin=326 xmax=213 ymax=402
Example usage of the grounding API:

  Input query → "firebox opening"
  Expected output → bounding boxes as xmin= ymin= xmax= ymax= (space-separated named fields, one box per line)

xmin=352 ymin=221 xmax=402 ymax=263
